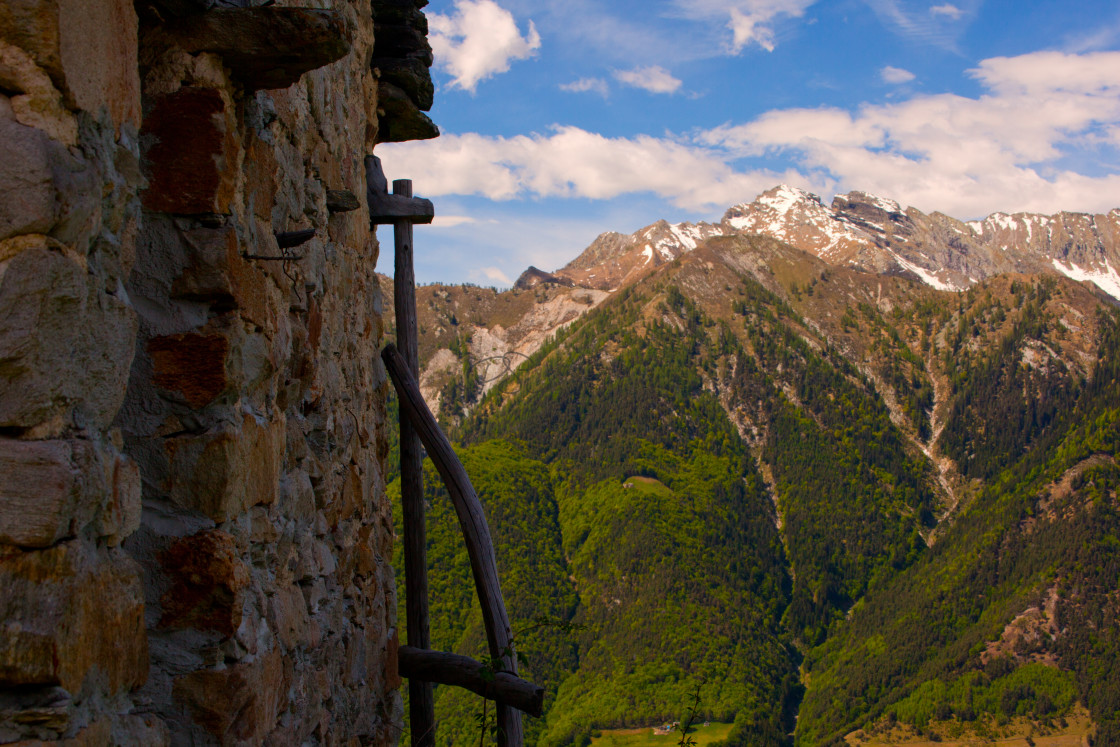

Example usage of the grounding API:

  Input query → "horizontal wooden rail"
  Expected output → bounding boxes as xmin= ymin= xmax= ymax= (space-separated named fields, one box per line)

xmin=399 ymin=647 xmax=545 ymax=718
xmin=382 ymin=342 xmax=527 ymax=745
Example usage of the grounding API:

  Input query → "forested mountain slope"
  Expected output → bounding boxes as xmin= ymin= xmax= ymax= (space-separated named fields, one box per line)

xmin=385 ymin=216 xmax=1119 ymax=745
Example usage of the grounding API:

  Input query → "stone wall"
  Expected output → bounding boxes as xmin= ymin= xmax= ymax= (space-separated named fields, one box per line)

xmin=0 ymin=0 xmax=435 ymax=743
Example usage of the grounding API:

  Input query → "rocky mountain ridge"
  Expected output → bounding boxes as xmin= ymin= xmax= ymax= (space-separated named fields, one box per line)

xmin=407 ymin=186 xmax=1120 ymax=425
xmin=523 ymin=185 xmax=1120 ymax=300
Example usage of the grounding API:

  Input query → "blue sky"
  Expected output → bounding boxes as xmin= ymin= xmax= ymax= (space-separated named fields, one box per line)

xmin=376 ymin=0 xmax=1120 ymax=286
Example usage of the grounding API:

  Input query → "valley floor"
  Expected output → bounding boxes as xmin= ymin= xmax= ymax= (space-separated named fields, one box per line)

xmin=846 ymin=707 xmax=1094 ymax=747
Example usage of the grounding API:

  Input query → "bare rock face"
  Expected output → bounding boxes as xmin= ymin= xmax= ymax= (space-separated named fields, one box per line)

xmin=551 ymin=185 xmax=1120 ymax=301
xmin=513 ymin=266 xmax=573 ymax=290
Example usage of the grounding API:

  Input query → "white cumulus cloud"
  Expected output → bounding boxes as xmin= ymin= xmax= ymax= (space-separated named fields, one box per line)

xmin=699 ymin=50 xmax=1120 ymax=216
xmin=560 ymin=77 xmax=610 ymax=97
xmin=880 ymin=65 xmax=916 ymax=84
xmin=613 ymin=66 xmax=683 ymax=94
xmin=429 ymin=0 xmax=541 ymax=93
xmin=377 ymin=126 xmax=799 ymax=212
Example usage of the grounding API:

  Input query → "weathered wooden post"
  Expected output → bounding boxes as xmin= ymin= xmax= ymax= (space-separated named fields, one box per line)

xmin=367 ymin=156 xmax=436 ymax=746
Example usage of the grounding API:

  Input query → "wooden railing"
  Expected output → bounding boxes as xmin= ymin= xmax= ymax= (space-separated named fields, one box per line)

xmin=369 ymin=157 xmax=540 ymax=747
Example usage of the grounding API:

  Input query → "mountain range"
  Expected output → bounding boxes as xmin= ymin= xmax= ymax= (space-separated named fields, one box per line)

xmin=382 ymin=186 xmax=1120 ymax=746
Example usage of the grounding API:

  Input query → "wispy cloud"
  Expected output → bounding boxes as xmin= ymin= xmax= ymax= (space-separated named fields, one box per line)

xmin=613 ymin=66 xmax=683 ymax=94
xmin=560 ymin=77 xmax=610 ymax=97
xmin=670 ymin=0 xmax=818 ymax=52
xmin=432 ymin=215 xmax=480 ymax=228
xmin=471 ymin=266 xmax=513 ymax=285
xmin=929 ymin=3 xmax=963 ymax=19
xmin=880 ymin=66 xmax=916 ymax=84
xmin=429 ymin=0 xmax=541 ymax=92
xmin=384 ymin=50 xmax=1120 ymax=219
xmin=864 ymin=0 xmax=973 ymax=48
xmin=1062 ymin=13 xmax=1120 ymax=53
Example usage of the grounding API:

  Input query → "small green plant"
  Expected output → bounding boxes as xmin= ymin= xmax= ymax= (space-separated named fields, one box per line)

xmin=474 ymin=616 xmax=586 ymax=746
xmin=676 ymin=679 xmax=704 ymax=747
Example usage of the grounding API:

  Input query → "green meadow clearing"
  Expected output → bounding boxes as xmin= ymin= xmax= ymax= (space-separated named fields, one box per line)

xmin=591 ymin=722 xmax=735 ymax=746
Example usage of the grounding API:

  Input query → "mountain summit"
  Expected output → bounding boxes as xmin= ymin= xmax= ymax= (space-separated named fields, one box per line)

xmin=540 ymin=186 xmax=1120 ymax=299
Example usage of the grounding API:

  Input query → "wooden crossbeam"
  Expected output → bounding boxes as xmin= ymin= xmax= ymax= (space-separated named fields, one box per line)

xmin=398 ymin=647 xmax=545 ymax=718
xmin=367 ymin=156 xmax=434 ymax=225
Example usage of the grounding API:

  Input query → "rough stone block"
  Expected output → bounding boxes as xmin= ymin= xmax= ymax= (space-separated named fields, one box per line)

xmin=158 ymin=529 xmax=249 ymax=636
xmin=172 ymin=647 xmax=285 ymax=744
xmin=0 ymin=40 xmax=78 ymax=146
xmin=170 ymin=223 xmax=277 ymax=331
xmin=372 ymin=56 xmax=433 ymax=111
xmin=98 ymin=448 xmax=143 ymax=545
xmin=0 ymin=439 xmax=80 ymax=548
xmin=4 ymin=713 xmax=168 ymax=746
xmin=375 ymin=81 xmax=438 ymax=143
xmin=371 ymin=23 xmax=433 ymax=66
xmin=0 ymin=436 xmax=140 ymax=549
xmin=385 ymin=628 xmax=401 ymax=691
xmin=147 ymin=332 xmax=229 ymax=409
xmin=149 ymin=8 xmax=352 ymax=91
xmin=141 ymin=87 xmax=239 ymax=215
xmin=0 ymin=237 xmax=137 ymax=429
xmin=0 ymin=118 xmax=59 ymax=241
xmin=371 ymin=0 xmax=429 ymax=27
xmin=0 ymin=0 xmax=140 ymax=130
xmin=164 ymin=411 xmax=285 ymax=523
xmin=270 ymin=582 xmax=311 ymax=650
xmin=0 ymin=540 xmax=147 ymax=694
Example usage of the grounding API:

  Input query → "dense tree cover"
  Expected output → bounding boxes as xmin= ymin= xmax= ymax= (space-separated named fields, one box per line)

xmin=855 ymin=301 xmax=935 ymax=439
xmin=467 ymin=286 xmax=744 ymax=486
xmin=795 ymin=308 xmax=1120 ymax=745
xmin=459 ymin=286 xmax=798 ymax=743
xmin=389 ymin=441 xmax=578 ymax=747
xmin=542 ymin=450 xmax=795 ymax=746
xmin=727 ymin=277 xmax=935 ymax=645
xmin=938 ymin=280 xmax=1082 ymax=479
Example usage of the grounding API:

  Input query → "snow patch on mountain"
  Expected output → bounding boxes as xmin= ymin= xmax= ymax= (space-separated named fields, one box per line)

xmin=1051 ymin=258 xmax=1120 ymax=300
xmin=890 ymin=251 xmax=962 ymax=292
xmin=555 ymin=185 xmax=1120 ymax=299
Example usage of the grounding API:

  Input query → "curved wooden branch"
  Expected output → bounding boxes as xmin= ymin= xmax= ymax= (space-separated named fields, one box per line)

xmin=398 ymin=646 xmax=544 ymax=718
xmin=382 ymin=342 xmax=526 ymax=745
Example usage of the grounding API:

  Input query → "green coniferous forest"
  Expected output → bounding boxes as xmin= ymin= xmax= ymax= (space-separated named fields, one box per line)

xmin=387 ymin=236 xmax=1120 ymax=746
